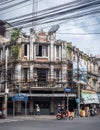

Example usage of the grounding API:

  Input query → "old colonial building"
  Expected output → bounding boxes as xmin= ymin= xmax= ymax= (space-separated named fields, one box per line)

xmin=0 ymin=28 xmax=77 ymax=115
xmin=63 ymin=42 xmax=99 ymax=110
xmin=0 ymin=26 xmax=99 ymax=116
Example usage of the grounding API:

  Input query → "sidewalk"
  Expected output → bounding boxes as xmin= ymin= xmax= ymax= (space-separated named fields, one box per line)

xmin=5 ymin=114 xmax=97 ymax=121
xmin=7 ymin=115 xmax=56 ymax=120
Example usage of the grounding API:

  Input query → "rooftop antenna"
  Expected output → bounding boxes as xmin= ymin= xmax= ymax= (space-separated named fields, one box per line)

xmin=48 ymin=24 xmax=60 ymax=38
xmin=48 ymin=24 xmax=60 ymax=34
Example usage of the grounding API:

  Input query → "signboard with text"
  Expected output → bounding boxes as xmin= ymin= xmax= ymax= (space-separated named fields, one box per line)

xmin=12 ymin=94 xmax=28 ymax=101
xmin=64 ymin=88 xmax=72 ymax=93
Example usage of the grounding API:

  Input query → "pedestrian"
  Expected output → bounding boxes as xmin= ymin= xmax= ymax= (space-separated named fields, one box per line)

xmin=36 ymin=104 xmax=40 ymax=115
xmin=57 ymin=104 xmax=61 ymax=113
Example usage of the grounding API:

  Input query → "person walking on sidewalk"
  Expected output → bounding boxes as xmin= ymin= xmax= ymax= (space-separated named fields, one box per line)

xmin=36 ymin=104 xmax=40 ymax=115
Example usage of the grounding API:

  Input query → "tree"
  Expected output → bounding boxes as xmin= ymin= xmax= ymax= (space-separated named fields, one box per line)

xmin=10 ymin=28 xmax=21 ymax=59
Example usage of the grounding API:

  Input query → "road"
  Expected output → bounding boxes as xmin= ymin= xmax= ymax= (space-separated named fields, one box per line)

xmin=0 ymin=116 xmax=100 ymax=130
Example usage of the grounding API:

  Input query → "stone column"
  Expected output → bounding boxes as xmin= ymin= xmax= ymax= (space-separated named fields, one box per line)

xmin=51 ymin=65 xmax=54 ymax=80
xmin=29 ymin=98 xmax=34 ymax=115
xmin=30 ymin=28 xmax=36 ymax=61
xmin=16 ymin=101 xmax=21 ymax=114
xmin=50 ymin=98 xmax=54 ymax=115
xmin=15 ymin=64 xmax=21 ymax=81
xmin=30 ymin=64 xmax=34 ymax=81
xmin=49 ymin=33 xmax=55 ymax=62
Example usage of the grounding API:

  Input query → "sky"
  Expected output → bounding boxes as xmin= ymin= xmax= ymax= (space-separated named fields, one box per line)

xmin=0 ymin=0 xmax=100 ymax=56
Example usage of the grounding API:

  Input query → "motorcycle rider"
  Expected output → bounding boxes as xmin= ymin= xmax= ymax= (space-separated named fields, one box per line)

xmin=57 ymin=104 xmax=62 ymax=113
xmin=61 ymin=105 xmax=66 ymax=114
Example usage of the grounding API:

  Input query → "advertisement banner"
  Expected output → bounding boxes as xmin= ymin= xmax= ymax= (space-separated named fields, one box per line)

xmin=73 ymin=58 xmax=87 ymax=84
xmin=81 ymin=91 xmax=99 ymax=104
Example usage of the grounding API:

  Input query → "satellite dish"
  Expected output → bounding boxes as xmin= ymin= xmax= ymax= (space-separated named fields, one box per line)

xmin=48 ymin=24 xmax=60 ymax=34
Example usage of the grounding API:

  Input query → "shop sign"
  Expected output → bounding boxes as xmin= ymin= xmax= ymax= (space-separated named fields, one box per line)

xmin=12 ymin=94 xmax=28 ymax=101
xmin=64 ymin=88 xmax=72 ymax=92
xmin=81 ymin=92 xmax=99 ymax=104
xmin=76 ymin=98 xmax=80 ymax=103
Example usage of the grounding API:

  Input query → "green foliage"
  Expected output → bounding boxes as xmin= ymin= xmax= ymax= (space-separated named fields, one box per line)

xmin=11 ymin=28 xmax=21 ymax=44
xmin=10 ymin=44 xmax=19 ymax=59
xmin=66 ymin=48 xmax=71 ymax=56
xmin=67 ymin=43 xmax=72 ymax=48
xmin=83 ymin=55 xmax=89 ymax=61
xmin=66 ymin=43 xmax=72 ymax=57
xmin=10 ymin=28 xmax=21 ymax=58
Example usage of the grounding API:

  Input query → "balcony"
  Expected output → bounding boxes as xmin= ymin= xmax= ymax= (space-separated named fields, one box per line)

xmin=13 ymin=80 xmax=62 ymax=91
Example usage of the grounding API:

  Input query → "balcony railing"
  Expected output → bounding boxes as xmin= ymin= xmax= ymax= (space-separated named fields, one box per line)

xmin=17 ymin=80 xmax=58 ymax=89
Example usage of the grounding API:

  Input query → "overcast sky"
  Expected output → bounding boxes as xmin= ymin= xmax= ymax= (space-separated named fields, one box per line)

xmin=0 ymin=0 xmax=100 ymax=56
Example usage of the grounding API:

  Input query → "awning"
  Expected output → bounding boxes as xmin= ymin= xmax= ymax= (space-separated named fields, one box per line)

xmin=97 ymin=94 xmax=100 ymax=102
xmin=81 ymin=90 xmax=99 ymax=104
xmin=9 ymin=93 xmax=76 ymax=97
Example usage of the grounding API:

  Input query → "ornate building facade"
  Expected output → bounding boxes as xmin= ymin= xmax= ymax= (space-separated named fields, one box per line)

xmin=0 ymin=26 xmax=99 ymax=115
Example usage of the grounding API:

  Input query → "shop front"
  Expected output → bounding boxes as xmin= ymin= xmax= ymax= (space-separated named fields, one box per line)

xmin=7 ymin=93 xmax=76 ymax=115
xmin=81 ymin=90 xmax=99 ymax=104
xmin=81 ymin=90 xmax=99 ymax=116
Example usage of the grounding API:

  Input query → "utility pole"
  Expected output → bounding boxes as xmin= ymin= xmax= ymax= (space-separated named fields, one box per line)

xmin=77 ymin=50 xmax=80 ymax=116
xmin=32 ymin=0 xmax=38 ymax=28
xmin=2 ymin=46 xmax=8 ymax=118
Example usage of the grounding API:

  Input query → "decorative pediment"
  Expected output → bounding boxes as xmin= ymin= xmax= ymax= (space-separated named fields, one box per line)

xmin=36 ymin=29 xmax=47 ymax=43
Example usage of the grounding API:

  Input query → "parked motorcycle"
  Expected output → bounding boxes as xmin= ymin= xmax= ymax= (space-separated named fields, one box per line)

xmin=90 ymin=109 xmax=97 ymax=116
xmin=56 ymin=111 xmax=73 ymax=120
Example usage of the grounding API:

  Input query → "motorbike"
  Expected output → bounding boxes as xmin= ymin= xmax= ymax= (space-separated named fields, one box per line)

xmin=90 ymin=109 xmax=97 ymax=116
xmin=56 ymin=111 xmax=73 ymax=120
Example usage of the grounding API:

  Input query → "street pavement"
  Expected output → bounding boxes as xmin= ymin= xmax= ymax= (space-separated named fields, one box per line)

xmin=9 ymin=115 xmax=56 ymax=120
xmin=0 ymin=115 xmax=100 ymax=123
xmin=0 ymin=115 xmax=56 ymax=123
xmin=0 ymin=115 xmax=100 ymax=130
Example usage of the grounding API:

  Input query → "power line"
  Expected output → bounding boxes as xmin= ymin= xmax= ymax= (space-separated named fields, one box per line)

xmin=7 ymin=1 xmax=100 ymax=28
xmin=0 ymin=0 xmax=16 ymax=5
xmin=57 ymin=32 xmax=100 ymax=35
xmin=4 ymin=0 xmax=100 ymax=23
xmin=3 ymin=0 xmax=79 ymax=22
xmin=0 ymin=0 xmax=31 ymax=12
xmin=0 ymin=0 xmax=100 ymax=34
xmin=7 ymin=9 xmax=99 ymax=30
xmin=0 ymin=0 xmax=42 ymax=15
xmin=59 ymin=22 xmax=100 ymax=31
